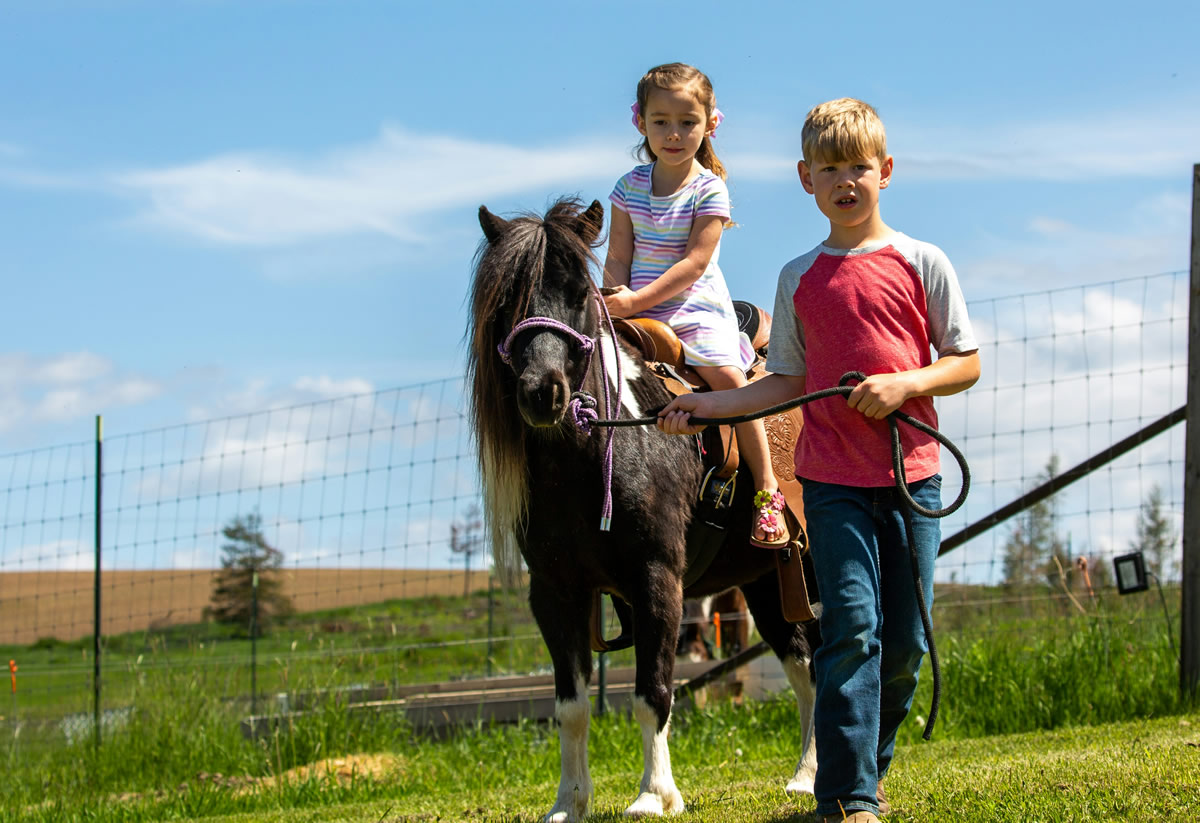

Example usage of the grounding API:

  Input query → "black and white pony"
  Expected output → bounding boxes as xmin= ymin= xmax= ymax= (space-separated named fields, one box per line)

xmin=467 ymin=198 xmax=820 ymax=821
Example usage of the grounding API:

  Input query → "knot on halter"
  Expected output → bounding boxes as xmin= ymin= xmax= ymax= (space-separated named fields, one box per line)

xmin=569 ymin=392 xmax=598 ymax=434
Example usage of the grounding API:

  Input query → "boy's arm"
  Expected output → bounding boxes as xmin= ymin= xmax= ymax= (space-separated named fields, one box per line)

xmin=846 ymin=350 xmax=981 ymax=420
xmin=604 ymin=215 xmax=723 ymax=317
xmin=658 ymin=372 xmax=807 ymax=435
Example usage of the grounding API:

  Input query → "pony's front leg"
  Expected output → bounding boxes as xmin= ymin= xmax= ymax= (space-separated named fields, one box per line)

xmin=530 ymin=576 xmax=594 ymax=823
xmin=625 ymin=567 xmax=685 ymax=817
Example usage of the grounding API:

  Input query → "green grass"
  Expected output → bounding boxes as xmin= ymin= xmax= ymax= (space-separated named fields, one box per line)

xmin=1 ymin=583 xmax=1192 ymax=821
xmin=8 ymin=707 xmax=1198 ymax=822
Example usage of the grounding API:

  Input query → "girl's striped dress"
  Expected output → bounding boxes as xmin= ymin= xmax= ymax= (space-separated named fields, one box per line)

xmin=610 ymin=163 xmax=755 ymax=370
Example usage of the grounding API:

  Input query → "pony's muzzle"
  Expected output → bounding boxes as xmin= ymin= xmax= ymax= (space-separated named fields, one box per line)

xmin=516 ymin=369 xmax=570 ymax=427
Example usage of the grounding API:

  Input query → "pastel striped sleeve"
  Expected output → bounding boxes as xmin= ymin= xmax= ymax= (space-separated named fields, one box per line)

xmin=694 ymin=175 xmax=731 ymax=222
xmin=609 ymin=173 xmax=630 ymax=213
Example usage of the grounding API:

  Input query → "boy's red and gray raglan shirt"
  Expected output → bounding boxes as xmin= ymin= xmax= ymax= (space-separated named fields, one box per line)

xmin=765 ymin=233 xmax=978 ymax=488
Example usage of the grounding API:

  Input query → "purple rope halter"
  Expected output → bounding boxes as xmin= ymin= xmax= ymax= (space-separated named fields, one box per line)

xmin=497 ymin=292 xmax=622 ymax=531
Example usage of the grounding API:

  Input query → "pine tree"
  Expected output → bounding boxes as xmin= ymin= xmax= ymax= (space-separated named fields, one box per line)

xmin=1002 ymin=454 xmax=1066 ymax=587
xmin=207 ymin=512 xmax=293 ymax=636
xmin=1130 ymin=484 xmax=1179 ymax=581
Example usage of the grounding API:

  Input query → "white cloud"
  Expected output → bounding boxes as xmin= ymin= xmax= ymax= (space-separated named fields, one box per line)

xmin=35 ymin=351 xmax=112 ymax=383
xmin=0 ymin=538 xmax=92 ymax=571
xmin=114 ymin=126 xmax=630 ymax=247
xmin=0 ymin=352 xmax=162 ymax=431
xmin=728 ymin=107 xmax=1200 ymax=183
xmin=1028 ymin=216 xmax=1075 ymax=237
xmin=293 ymin=375 xmax=374 ymax=398
xmin=958 ymin=190 xmax=1190 ymax=298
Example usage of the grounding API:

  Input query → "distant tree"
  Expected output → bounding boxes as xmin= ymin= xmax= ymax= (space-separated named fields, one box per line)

xmin=1130 ymin=484 xmax=1179 ymax=581
xmin=207 ymin=512 xmax=293 ymax=636
xmin=1002 ymin=454 xmax=1067 ymax=587
xmin=450 ymin=503 xmax=486 ymax=597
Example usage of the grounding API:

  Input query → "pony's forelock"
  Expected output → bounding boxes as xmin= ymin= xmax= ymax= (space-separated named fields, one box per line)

xmin=466 ymin=198 xmax=599 ymax=584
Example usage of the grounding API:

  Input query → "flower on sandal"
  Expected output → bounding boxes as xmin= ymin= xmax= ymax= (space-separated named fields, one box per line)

xmin=757 ymin=510 xmax=781 ymax=536
xmin=754 ymin=490 xmax=787 ymax=511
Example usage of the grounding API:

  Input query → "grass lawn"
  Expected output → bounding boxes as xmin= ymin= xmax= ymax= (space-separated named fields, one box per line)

xmin=17 ymin=711 xmax=1199 ymax=822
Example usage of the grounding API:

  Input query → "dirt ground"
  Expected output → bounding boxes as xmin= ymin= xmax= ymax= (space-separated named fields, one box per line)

xmin=0 ymin=568 xmax=493 ymax=645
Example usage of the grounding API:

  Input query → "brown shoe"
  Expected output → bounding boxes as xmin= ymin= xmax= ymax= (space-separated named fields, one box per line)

xmin=816 ymin=813 xmax=879 ymax=823
xmin=876 ymin=779 xmax=891 ymax=816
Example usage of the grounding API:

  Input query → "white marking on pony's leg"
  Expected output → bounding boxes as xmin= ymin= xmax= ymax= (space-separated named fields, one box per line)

xmin=624 ymin=696 xmax=684 ymax=817
xmin=544 ymin=676 xmax=592 ymax=823
xmin=599 ymin=330 xmax=644 ymax=419
xmin=783 ymin=655 xmax=818 ymax=796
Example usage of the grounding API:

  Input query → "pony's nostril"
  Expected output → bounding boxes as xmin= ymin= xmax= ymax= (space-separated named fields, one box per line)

xmin=518 ymin=370 xmax=569 ymax=426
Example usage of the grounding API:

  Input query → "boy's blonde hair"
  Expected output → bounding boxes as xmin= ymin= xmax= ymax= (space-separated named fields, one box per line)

xmin=801 ymin=98 xmax=888 ymax=166
xmin=635 ymin=62 xmax=727 ymax=181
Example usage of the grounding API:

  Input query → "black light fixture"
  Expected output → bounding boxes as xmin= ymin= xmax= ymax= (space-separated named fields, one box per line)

xmin=1113 ymin=549 xmax=1177 ymax=655
xmin=1113 ymin=551 xmax=1150 ymax=595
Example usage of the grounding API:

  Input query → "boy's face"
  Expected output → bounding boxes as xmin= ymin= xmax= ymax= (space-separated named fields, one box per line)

xmin=798 ymin=153 xmax=893 ymax=232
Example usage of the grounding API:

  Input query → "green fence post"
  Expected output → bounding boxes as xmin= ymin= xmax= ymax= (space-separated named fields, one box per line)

xmin=251 ymin=571 xmax=259 ymax=719
xmin=93 ymin=415 xmax=102 ymax=752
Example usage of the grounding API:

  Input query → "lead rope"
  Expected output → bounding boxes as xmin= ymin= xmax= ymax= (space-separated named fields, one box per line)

xmin=498 ymin=291 xmax=622 ymax=531
xmin=594 ymin=292 xmax=621 ymax=530
xmin=500 ymin=315 xmax=956 ymax=737
xmin=590 ymin=369 xmax=965 ymax=740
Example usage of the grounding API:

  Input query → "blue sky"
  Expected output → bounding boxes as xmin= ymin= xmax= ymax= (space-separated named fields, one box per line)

xmin=0 ymin=1 xmax=1195 ymax=580
xmin=2 ymin=0 xmax=1200 ymax=451
xmin=1 ymin=0 xmax=1196 ymax=452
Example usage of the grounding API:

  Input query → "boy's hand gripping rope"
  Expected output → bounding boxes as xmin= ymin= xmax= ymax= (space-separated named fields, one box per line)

xmin=498 ymin=290 xmax=962 ymax=738
xmin=588 ymin=370 xmax=968 ymax=740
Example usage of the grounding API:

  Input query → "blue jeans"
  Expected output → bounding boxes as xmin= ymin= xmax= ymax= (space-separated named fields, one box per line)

xmin=802 ymin=475 xmax=941 ymax=817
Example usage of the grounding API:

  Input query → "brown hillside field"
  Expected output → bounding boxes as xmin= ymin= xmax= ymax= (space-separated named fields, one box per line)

xmin=0 ymin=568 xmax=494 ymax=645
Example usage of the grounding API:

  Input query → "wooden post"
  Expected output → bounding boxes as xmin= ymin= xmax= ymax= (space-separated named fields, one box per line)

xmin=1183 ymin=163 xmax=1200 ymax=699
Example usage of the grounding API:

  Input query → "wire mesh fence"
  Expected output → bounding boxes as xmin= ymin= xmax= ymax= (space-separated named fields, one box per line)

xmin=0 ymin=270 xmax=1190 ymax=752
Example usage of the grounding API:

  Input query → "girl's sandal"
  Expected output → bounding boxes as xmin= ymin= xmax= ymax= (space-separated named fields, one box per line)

xmin=750 ymin=489 xmax=790 ymax=549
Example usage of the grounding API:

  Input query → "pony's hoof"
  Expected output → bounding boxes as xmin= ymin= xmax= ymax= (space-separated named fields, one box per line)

xmin=544 ymin=789 xmax=591 ymax=822
xmin=785 ymin=775 xmax=816 ymax=796
xmin=544 ymin=806 xmax=585 ymax=823
xmin=624 ymin=789 xmax=684 ymax=817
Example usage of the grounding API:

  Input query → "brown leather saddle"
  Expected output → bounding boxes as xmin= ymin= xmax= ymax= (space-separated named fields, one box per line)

xmin=589 ymin=304 xmax=818 ymax=652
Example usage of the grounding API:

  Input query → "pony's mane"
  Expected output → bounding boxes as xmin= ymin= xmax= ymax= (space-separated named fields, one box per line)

xmin=466 ymin=198 xmax=599 ymax=582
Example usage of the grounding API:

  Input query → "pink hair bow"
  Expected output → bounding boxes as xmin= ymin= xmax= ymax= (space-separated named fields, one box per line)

xmin=631 ymin=102 xmax=724 ymax=134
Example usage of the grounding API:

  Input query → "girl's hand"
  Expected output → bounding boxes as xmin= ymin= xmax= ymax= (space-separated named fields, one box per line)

xmin=602 ymin=285 xmax=638 ymax=318
xmin=657 ymin=394 xmax=713 ymax=435
xmin=847 ymin=373 xmax=915 ymax=420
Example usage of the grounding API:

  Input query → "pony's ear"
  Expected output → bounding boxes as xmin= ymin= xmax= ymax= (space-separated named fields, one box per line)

xmin=574 ymin=200 xmax=604 ymax=244
xmin=479 ymin=206 xmax=509 ymax=244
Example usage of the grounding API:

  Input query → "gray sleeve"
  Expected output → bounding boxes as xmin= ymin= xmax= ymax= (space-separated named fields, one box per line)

xmin=901 ymin=238 xmax=978 ymax=356
xmin=764 ymin=255 xmax=811 ymax=376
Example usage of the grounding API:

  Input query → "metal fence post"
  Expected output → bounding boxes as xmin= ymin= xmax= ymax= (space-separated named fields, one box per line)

xmin=1182 ymin=163 xmax=1200 ymax=700
xmin=486 ymin=574 xmax=494 ymax=678
xmin=251 ymin=571 xmax=259 ymax=718
xmin=93 ymin=415 xmax=102 ymax=751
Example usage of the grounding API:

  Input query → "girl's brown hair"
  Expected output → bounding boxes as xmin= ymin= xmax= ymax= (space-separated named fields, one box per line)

xmin=635 ymin=62 xmax=727 ymax=181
